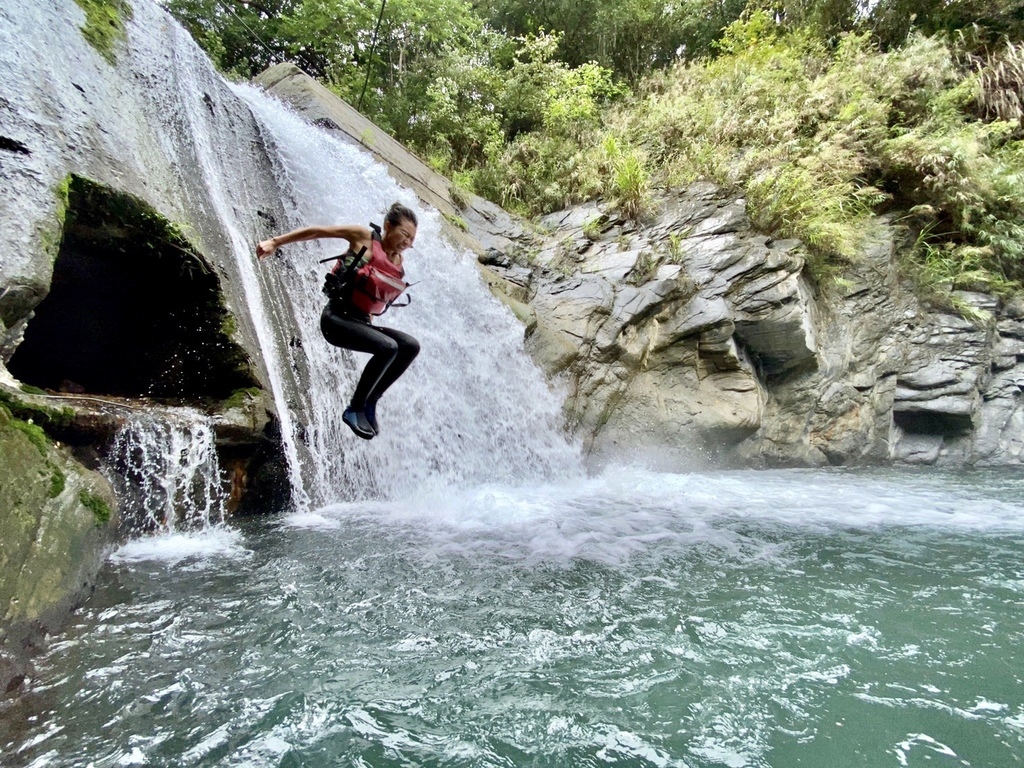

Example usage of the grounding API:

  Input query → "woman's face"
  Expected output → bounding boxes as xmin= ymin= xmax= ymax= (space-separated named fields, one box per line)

xmin=384 ymin=218 xmax=417 ymax=254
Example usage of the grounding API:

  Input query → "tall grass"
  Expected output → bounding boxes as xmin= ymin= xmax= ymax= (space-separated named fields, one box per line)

xmin=601 ymin=16 xmax=1024 ymax=288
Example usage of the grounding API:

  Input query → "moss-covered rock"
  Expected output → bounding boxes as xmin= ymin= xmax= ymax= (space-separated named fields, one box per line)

xmin=0 ymin=406 xmax=118 ymax=693
xmin=73 ymin=0 xmax=133 ymax=65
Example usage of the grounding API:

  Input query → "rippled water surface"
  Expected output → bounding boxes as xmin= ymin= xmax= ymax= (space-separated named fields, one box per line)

xmin=5 ymin=467 xmax=1024 ymax=767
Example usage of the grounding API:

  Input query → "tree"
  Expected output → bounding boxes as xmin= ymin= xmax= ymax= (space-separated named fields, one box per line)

xmin=474 ymin=0 xmax=748 ymax=81
xmin=869 ymin=0 xmax=1024 ymax=50
xmin=164 ymin=0 xmax=319 ymax=77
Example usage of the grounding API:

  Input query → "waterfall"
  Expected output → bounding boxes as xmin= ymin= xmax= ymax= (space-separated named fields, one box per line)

xmin=3 ymin=0 xmax=581 ymax=523
xmin=231 ymin=87 xmax=583 ymax=507
xmin=117 ymin=0 xmax=583 ymax=510
xmin=107 ymin=409 xmax=226 ymax=535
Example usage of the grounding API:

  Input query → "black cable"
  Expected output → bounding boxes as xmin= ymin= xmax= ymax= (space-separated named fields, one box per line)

xmin=215 ymin=0 xmax=279 ymax=66
xmin=357 ymin=0 xmax=387 ymax=112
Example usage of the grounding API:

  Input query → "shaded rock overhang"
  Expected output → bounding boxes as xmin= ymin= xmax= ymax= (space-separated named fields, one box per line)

xmin=8 ymin=176 xmax=258 ymax=405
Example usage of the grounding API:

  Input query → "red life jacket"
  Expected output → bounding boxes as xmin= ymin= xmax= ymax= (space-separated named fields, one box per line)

xmin=331 ymin=229 xmax=408 ymax=316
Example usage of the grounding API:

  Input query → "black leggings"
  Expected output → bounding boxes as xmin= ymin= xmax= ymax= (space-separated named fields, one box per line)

xmin=320 ymin=305 xmax=420 ymax=409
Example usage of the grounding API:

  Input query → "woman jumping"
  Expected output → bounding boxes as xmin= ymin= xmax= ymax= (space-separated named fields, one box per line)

xmin=256 ymin=202 xmax=420 ymax=440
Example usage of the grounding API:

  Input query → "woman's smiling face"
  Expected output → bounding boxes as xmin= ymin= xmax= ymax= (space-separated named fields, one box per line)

xmin=384 ymin=219 xmax=417 ymax=255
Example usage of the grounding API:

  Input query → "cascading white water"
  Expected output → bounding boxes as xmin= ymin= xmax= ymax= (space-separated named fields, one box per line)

xmin=10 ymin=10 xmax=1024 ymax=766
xmin=121 ymin=12 xmax=319 ymax=511
xmin=115 ymin=0 xmax=581 ymax=512
xmin=233 ymin=86 xmax=583 ymax=507
xmin=107 ymin=408 xmax=226 ymax=534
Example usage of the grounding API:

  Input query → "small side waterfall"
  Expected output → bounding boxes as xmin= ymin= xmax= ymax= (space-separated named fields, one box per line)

xmin=107 ymin=409 xmax=227 ymax=536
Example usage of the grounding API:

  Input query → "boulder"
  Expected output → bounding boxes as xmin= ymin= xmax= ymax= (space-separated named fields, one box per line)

xmin=0 ymin=406 xmax=118 ymax=693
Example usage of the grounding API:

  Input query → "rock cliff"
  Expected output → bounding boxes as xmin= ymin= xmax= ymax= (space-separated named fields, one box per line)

xmin=488 ymin=193 xmax=1024 ymax=468
xmin=0 ymin=405 xmax=118 ymax=694
xmin=0 ymin=0 xmax=290 ymax=688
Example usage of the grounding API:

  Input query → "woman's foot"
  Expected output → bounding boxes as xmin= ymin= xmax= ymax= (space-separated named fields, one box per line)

xmin=342 ymin=407 xmax=374 ymax=439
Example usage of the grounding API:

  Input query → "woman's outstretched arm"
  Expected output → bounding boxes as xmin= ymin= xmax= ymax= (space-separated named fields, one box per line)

xmin=256 ymin=224 xmax=372 ymax=259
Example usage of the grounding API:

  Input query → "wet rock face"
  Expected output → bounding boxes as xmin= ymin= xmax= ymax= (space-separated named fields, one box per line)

xmin=0 ymin=0 xmax=288 ymax=390
xmin=0 ymin=0 xmax=293 ymax=678
xmin=486 ymin=187 xmax=1024 ymax=468
xmin=0 ymin=407 xmax=118 ymax=694
xmin=488 ymin=184 xmax=816 ymax=461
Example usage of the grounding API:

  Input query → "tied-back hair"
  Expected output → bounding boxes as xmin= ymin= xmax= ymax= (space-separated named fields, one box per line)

xmin=384 ymin=202 xmax=417 ymax=229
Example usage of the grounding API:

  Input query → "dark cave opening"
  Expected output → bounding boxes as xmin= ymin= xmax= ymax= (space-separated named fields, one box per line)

xmin=8 ymin=177 xmax=258 ymax=401
xmin=893 ymin=409 xmax=974 ymax=437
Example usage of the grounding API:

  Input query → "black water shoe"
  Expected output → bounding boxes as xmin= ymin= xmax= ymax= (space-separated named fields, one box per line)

xmin=364 ymin=399 xmax=379 ymax=436
xmin=342 ymin=407 xmax=374 ymax=440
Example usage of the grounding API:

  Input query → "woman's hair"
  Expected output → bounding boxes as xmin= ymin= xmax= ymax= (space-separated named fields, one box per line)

xmin=385 ymin=202 xmax=417 ymax=229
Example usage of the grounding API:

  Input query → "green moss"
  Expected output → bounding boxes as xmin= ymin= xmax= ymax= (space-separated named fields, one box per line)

xmin=38 ymin=175 xmax=74 ymax=264
xmin=19 ymin=384 xmax=47 ymax=396
xmin=58 ymin=176 xmax=259 ymax=398
xmin=10 ymin=419 xmax=50 ymax=457
xmin=54 ymin=175 xmax=72 ymax=223
xmin=74 ymin=0 xmax=133 ymax=64
xmin=220 ymin=311 xmax=238 ymax=338
xmin=220 ymin=386 xmax=263 ymax=410
xmin=442 ymin=212 xmax=469 ymax=232
xmin=79 ymin=490 xmax=112 ymax=526
xmin=0 ymin=390 xmax=75 ymax=431
xmin=49 ymin=470 xmax=66 ymax=499
xmin=68 ymin=177 xmax=196 ymax=257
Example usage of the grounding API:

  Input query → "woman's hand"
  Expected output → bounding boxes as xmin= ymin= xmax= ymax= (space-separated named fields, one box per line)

xmin=256 ymin=238 xmax=278 ymax=259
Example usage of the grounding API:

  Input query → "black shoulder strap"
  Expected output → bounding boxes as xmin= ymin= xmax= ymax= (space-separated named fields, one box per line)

xmin=369 ymin=222 xmax=382 ymax=241
xmin=318 ymin=245 xmax=367 ymax=268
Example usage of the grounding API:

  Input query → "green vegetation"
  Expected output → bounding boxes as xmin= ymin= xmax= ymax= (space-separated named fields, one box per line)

xmin=38 ymin=175 xmax=74 ymax=264
xmin=0 ymin=390 xmax=75 ymax=431
xmin=10 ymin=418 xmax=51 ymax=457
xmin=73 ymin=0 xmax=132 ymax=64
xmin=627 ymin=250 xmax=664 ymax=286
xmin=220 ymin=312 xmax=238 ymax=339
xmin=1 ymin=406 xmax=69 ymax=499
xmin=220 ymin=386 xmax=263 ymax=410
xmin=49 ymin=470 xmax=67 ymax=499
xmin=79 ymin=490 xmax=112 ymax=526
xmin=68 ymin=176 xmax=198 ymax=259
xmin=582 ymin=216 xmax=604 ymax=242
xmin=442 ymin=212 xmax=469 ymax=232
xmin=167 ymin=0 xmax=1024 ymax=295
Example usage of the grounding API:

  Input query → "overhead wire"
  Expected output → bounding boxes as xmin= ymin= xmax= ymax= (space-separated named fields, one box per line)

xmin=358 ymin=0 xmax=387 ymax=112
xmin=214 ymin=0 xmax=281 ymax=66
xmin=208 ymin=0 xmax=386 ymax=115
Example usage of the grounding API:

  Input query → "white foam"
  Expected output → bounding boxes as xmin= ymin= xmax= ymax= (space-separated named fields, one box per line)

xmin=111 ymin=526 xmax=249 ymax=565
xmin=278 ymin=511 xmax=343 ymax=530
xmin=306 ymin=466 xmax=1024 ymax=566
